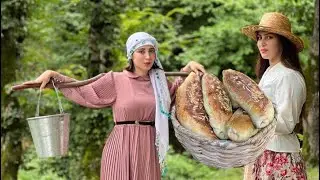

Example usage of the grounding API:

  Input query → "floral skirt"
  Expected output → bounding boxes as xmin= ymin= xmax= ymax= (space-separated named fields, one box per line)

xmin=243 ymin=150 xmax=307 ymax=180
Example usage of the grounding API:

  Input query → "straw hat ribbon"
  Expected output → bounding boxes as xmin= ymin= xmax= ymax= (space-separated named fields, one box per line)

xmin=241 ymin=12 xmax=304 ymax=52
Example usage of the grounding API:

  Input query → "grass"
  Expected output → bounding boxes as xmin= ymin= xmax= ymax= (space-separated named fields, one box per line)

xmin=18 ymin=157 xmax=64 ymax=180
xmin=18 ymin=151 xmax=319 ymax=180
xmin=307 ymin=165 xmax=320 ymax=180
xmin=164 ymin=150 xmax=319 ymax=180
xmin=18 ymin=165 xmax=319 ymax=180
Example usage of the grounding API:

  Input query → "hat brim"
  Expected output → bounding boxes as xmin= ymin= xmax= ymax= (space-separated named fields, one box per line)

xmin=241 ymin=25 xmax=304 ymax=52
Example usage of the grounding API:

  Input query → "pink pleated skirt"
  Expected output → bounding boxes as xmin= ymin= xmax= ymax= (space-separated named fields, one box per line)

xmin=100 ymin=124 xmax=161 ymax=180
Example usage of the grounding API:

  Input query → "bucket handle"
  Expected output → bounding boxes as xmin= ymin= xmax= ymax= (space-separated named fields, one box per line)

xmin=35 ymin=80 xmax=64 ymax=117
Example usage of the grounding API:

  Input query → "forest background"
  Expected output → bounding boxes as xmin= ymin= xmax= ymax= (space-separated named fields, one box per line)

xmin=1 ymin=0 xmax=319 ymax=179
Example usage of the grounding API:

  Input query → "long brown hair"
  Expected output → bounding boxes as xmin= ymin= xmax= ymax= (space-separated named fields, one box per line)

xmin=255 ymin=33 xmax=305 ymax=136
xmin=255 ymin=34 xmax=304 ymax=79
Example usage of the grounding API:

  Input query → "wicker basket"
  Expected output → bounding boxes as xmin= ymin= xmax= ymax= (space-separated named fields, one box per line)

xmin=171 ymin=106 xmax=276 ymax=168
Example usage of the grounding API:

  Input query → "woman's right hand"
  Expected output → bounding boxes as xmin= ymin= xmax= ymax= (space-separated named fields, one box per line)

xmin=23 ymin=70 xmax=57 ymax=90
xmin=181 ymin=61 xmax=206 ymax=75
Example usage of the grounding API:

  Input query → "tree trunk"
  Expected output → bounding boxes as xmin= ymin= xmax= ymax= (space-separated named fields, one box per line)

xmin=1 ymin=30 xmax=18 ymax=104
xmin=1 ymin=0 xmax=31 ymax=178
xmin=302 ymin=0 xmax=319 ymax=167
xmin=80 ymin=1 xmax=124 ymax=178
xmin=1 ymin=30 xmax=23 ymax=180
xmin=87 ymin=1 xmax=123 ymax=77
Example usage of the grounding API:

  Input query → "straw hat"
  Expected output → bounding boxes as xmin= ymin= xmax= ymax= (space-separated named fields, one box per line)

xmin=241 ymin=12 xmax=304 ymax=52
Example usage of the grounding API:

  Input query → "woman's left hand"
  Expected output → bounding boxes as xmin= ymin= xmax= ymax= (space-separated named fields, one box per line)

xmin=181 ymin=61 xmax=206 ymax=75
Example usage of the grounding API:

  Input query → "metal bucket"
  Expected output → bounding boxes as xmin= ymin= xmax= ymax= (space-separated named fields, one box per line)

xmin=27 ymin=81 xmax=70 ymax=158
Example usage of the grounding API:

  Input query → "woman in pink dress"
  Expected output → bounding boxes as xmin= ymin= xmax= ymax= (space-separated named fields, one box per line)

xmin=24 ymin=32 xmax=205 ymax=180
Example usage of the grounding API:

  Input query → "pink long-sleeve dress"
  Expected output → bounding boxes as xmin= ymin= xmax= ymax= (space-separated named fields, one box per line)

xmin=56 ymin=70 xmax=181 ymax=180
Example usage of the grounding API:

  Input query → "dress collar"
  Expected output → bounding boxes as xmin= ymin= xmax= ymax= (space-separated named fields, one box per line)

xmin=265 ymin=61 xmax=283 ymax=74
xmin=260 ymin=62 xmax=283 ymax=84
xmin=124 ymin=70 xmax=150 ymax=81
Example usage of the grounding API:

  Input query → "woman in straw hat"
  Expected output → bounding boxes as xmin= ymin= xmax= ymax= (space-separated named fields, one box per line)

xmin=22 ymin=32 xmax=205 ymax=180
xmin=241 ymin=12 xmax=307 ymax=179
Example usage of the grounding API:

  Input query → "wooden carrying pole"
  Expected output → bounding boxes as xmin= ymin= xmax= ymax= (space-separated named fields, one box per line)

xmin=11 ymin=72 xmax=189 ymax=91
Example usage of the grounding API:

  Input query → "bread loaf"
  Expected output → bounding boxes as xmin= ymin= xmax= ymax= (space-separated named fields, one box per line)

xmin=226 ymin=108 xmax=259 ymax=142
xmin=230 ymin=98 xmax=240 ymax=109
xmin=222 ymin=69 xmax=274 ymax=128
xmin=202 ymin=73 xmax=232 ymax=139
xmin=176 ymin=72 xmax=217 ymax=140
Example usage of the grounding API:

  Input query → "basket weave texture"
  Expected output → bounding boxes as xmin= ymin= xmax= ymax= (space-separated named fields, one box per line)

xmin=171 ymin=106 xmax=276 ymax=168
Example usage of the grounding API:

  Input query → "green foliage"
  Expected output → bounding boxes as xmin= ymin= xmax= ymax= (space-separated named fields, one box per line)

xmin=1 ymin=0 xmax=34 ymax=40
xmin=307 ymin=165 xmax=320 ymax=179
xmin=18 ymin=147 xmax=66 ymax=180
xmin=165 ymin=148 xmax=243 ymax=179
xmin=1 ymin=0 xmax=317 ymax=179
xmin=1 ymin=97 xmax=24 ymax=130
xmin=19 ymin=0 xmax=90 ymax=73
xmin=176 ymin=19 xmax=257 ymax=77
xmin=175 ymin=0 xmax=314 ymax=79
xmin=119 ymin=8 xmax=182 ymax=71
xmin=19 ymin=147 xmax=320 ymax=180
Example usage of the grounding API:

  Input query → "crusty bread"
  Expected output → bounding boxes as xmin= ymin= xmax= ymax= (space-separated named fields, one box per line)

xmin=226 ymin=108 xmax=259 ymax=142
xmin=202 ymin=73 xmax=233 ymax=139
xmin=176 ymin=72 xmax=217 ymax=140
xmin=230 ymin=98 xmax=240 ymax=109
xmin=222 ymin=69 xmax=274 ymax=128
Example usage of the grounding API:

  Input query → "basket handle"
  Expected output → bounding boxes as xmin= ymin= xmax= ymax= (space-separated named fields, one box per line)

xmin=35 ymin=80 xmax=64 ymax=117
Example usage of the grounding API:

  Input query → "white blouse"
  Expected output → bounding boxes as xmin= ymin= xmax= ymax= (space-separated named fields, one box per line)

xmin=258 ymin=62 xmax=306 ymax=152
